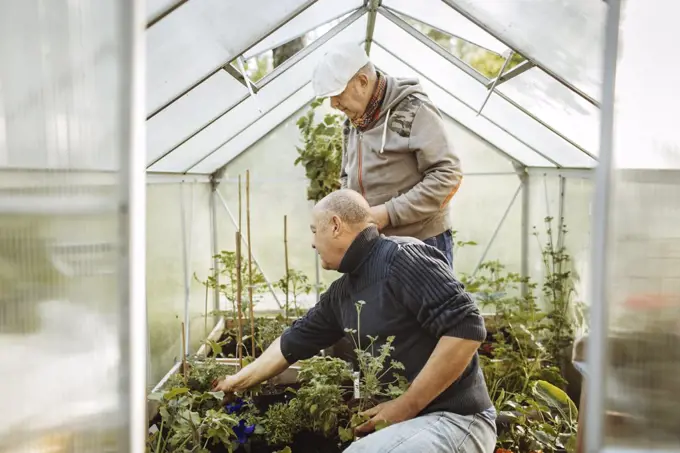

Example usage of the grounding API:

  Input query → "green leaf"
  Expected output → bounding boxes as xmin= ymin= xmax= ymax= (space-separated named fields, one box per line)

xmin=207 ymin=391 xmax=225 ymax=400
xmin=274 ymin=448 xmax=293 ymax=453
xmin=338 ymin=427 xmax=354 ymax=443
xmin=164 ymin=387 xmax=190 ymax=400
xmin=309 ymin=404 xmax=318 ymax=415
xmin=532 ymin=380 xmax=578 ymax=421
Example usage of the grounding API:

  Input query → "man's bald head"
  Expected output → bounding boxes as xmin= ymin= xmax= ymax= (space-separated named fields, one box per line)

xmin=311 ymin=189 xmax=373 ymax=271
xmin=314 ymin=189 xmax=371 ymax=227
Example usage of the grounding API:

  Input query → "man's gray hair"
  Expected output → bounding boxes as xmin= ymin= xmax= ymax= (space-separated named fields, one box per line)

xmin=316 ymin=189 xmax=371 ymax=226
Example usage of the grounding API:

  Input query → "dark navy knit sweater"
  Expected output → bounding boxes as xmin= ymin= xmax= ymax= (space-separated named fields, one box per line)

xmin=280 ymin=226 xmax=492 ymax=416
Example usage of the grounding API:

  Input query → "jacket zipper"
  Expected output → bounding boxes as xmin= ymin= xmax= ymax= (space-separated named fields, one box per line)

xmin=357 ymin=132 xmax=366 ymax=197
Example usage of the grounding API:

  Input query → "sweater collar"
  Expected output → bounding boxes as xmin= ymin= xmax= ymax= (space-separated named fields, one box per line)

xmin=338 ymin=225 xmax=380 ymax=274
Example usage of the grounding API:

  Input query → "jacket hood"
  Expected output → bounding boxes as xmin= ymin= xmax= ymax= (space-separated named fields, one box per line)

xmin=379 ymin=75 xmax=427 ymax=119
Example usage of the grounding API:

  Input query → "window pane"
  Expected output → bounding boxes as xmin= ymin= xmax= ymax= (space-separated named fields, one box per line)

xmin=374 ymin=16 xmax=594 ymax=168
xmin=146 ymin=0 xmax=313 ymax=115
xmin=370 ymin=45 xmax=554 ymax=168
xmin=190 ymin=84 xmax=315 ymax=174
xmin=498 ymin=68 xmax=600 ymax=155
xmin=444 ymin=0 xmax=605 ymax=102
xmin=151 ymin=16 xmax=367 ymax=173
xmin=382 ymin=0 xmax=507 ymax=55
xmin=244 ymin=0 xmax=362 ymax=59
xmin=146 ymin=71 xmax=248 ymax=166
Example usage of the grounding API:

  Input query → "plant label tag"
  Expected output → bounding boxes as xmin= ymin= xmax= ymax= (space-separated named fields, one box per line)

xmin=353 ymin=371 xmax=360 ymax=399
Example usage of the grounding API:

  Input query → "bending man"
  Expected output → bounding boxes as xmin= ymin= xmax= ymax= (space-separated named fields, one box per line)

xmin=213 ymin=189 xmax=496 ymax=453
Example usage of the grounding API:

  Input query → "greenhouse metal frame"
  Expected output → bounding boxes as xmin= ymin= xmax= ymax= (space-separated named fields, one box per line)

xmin=3 ymin=0 xmax=680 ymax=451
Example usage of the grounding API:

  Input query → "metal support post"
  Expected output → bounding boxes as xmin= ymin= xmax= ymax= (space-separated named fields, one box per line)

xmin=210 ymin=175 xmax=221 ymax=316
xmin=557 ymin=176 xmax=566 ymax=253
xmin=364 ymin=0 xmax=381 ymax=55
xmin=121 ymin=0 xmax=146 ymax=450
xmin=214 ymin=189 xmax=283 ymax=308
xmin=179 ymin=183 xmax=192 ymax=355
xmin=487 ymin=59 xmax=534 ymax=88
xmin=472 ymin=181 xmax=522 ymax=277
xmin=519 ymin=170 xmax=530 ymax=297
xmin=585 ymin=0 xmax=621 ymax=451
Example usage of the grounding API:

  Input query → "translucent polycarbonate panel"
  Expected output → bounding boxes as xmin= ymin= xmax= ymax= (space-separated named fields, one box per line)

xmin=612 ymin=0 xmax=680 ymax=170
xmin=370 ymin=45 xmax=554 ymax=167
xmin=0 ymin=0 xmax=121 ymax=170
xmin=151 ymin=16 xmax=367 ymax=173
xmin=191 ymin=84 xmax=314 ymax=173
xmin=443 ymin=0 xmax=605 ymax=102
xmin=146 ymin=71 xmax=248 ymax=166
xmin=244 ymin=0 xmax=362 ymax=59
xmin=499 ymin=67 xmax=600 ymax=155
xmin=0 ymin=0 xmax=129 ymax=450
xmin=147 ymin=183 xmax=217 ymax=386
xmin=147 ymin=0 xmax=313 ymax=115
xmin=382 ymin=0 xmax=507 ymax=55
xmin=483 ymin=92 xmax=596 ymax=168
xmin=374 ymin=17 xmax=590 ymax=167
xmin=146 ymin=0 xmax=182 ymax=23
xmin=598 ymin=1 xmax=680 ymax=448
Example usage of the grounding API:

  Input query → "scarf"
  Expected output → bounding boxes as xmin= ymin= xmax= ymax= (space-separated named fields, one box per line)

xmin=352 ymin=71 xmax=387 ymax=131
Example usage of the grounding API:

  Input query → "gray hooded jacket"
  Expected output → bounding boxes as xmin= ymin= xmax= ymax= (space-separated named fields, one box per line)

xmin=340 ymin=75 xmax=462 ymax=240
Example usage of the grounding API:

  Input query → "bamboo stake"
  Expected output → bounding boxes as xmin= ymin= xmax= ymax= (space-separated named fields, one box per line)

xmin=235 ymin=231 xmax=244 ymax=369
xmin=181 ymin=322 xmax=188 ymax=382
xmin=246 ymin=170 xmax=255 ymax=357
xmin=238 ymin=174 xmax=242 ymax=233
xmin=284 ymin=215 xmax=290 ymax=321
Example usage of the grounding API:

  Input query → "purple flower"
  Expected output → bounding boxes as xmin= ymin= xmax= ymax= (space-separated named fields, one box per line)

xmin=226 ymin=398 xmax=246 ymax=414
xmin=232 ymin=419 xmax=256 ymax=444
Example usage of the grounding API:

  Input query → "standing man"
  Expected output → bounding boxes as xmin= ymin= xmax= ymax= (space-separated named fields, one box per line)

xmin=311 ymin=42 xmax=462 ymax=268
xmin=213 ymin=190 xmax=496 ymax=453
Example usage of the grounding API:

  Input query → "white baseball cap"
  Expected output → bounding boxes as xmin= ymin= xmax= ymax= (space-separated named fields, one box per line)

xmin=312 ymin=42 xmax=370 ymax=98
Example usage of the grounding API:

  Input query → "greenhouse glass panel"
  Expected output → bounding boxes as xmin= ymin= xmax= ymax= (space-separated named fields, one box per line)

xmin=146 ymin=0 xmax=182 ymax=23
xmin=244 ymin=0 xmax=363 ymax=59
xmin=0 ymin=0 xmax=121 ymax=170
xmin=190 ymin=84 xmax=315 ymax=173
xmin=146 ymin=71 xmax=248 ymax=166
xmin=151 ymin=17 xmax=367 ymax=173
xmin=382 ymin=0 xmax=507 ymax=55
xmin=443 ymin=0 xmax=605 ymax=103
xmin=370 ymin=45 xmax=554 ymax=168
xmin=146 ymin=0 xmax=313 ymax=115
xmin=374 ymin=17 xmax=594 ymax=168
xmin=612 ymin=0 xmax=680 ymax=170
xmin=498 ymin=67 xmax=600 ymax=155
xmin=483 ymin=92 xmax=596 ymax=168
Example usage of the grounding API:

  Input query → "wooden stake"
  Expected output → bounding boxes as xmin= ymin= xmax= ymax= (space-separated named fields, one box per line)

xmin=181 ymin=322 xmax=188 ymax=382
xmin=235 ymin=231 xmax=244 ymax=369
xmin=246 ymin=170 xmax=255 ymax=356
xmin=238 ymin=174 xmax=242 ymax=233
xmin=284 ymin=215 xmax=290 ymax=321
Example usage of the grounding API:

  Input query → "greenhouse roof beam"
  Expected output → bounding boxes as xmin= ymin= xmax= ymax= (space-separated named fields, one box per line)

xmin=364 ymin=0 xmax=381 ymax=55
xmin=486 ymin=60 xmax=534 ymax=89
xmin=377 ymin=7 xmax=488 ymax=86
xmin=440 ymin=0 xmax=600 ymax=108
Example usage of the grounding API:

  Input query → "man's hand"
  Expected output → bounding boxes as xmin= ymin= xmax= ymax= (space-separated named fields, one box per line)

xmin=369 ymin=204 xmax=390 ymax=230
xmin=355 ymin=395 xmax=421 ymax=436
xmin=212 ymin=375 xmax=238 ymax=393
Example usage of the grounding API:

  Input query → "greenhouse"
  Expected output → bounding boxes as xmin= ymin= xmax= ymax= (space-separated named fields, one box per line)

xmin=1 ymin=0 xmax=679 ymax=452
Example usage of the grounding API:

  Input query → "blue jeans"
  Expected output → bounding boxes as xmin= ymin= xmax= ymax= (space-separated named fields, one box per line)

xmin=423 ymin=230 xmax=454 ymax=270
xmin=344 ymin=407 xmax=497 ymax=453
